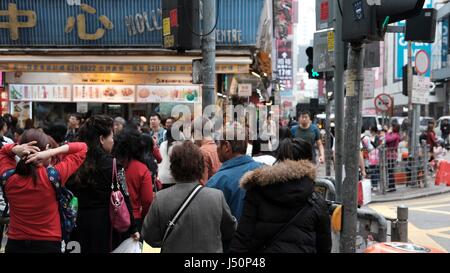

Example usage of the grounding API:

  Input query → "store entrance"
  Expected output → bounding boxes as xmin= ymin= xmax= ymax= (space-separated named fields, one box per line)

xmin=88 ymin=103 xmax=129 ymax=119
xmin=103 ymin=104 xmax=129 ymax=119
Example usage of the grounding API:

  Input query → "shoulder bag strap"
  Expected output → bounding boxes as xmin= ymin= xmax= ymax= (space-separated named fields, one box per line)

xmin=111 ymin=158 xmax=118 ymax=191
xmin=161 ymin=184 xmax=203 ymax=245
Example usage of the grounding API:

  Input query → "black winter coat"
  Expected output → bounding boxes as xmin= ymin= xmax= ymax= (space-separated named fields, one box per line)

xmin=229 ymin=160 xmax=331 ymax=253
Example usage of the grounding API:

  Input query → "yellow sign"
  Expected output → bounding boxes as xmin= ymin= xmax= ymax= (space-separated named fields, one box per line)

xmin=0 ymin=3 xmax=37 ymax=41
xmin=65 ymin=3 xmax=114 ymax=41
xmin=164 ymin=35 xmax=175 ymax=48
xmin=0 ymin=63 xmax=249 ymax=74
xmin=163 ymin=17 xmax=171 ymax=36
xmin=327 ymin=31 xmax=335 ymax=52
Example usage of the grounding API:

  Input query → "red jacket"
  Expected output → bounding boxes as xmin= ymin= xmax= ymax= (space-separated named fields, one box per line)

xmin=125 ymin=159 xmax=153 ymax=220
xmin=0 ymin=142 xmax=87 ymax=241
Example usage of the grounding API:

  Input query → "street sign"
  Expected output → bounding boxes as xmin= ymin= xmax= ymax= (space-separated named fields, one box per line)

xmin=412 ymin=75 xmax=431 ymax=104
xmin=238 ymin=83 xmax=252 ymax=97
xmin=316 ymin=0 xmax=335 ymax=30
xmin=313 ymin=30 xmax=335 ymax=72
xmin=415 ymin=50 xmax=430 ymax=75
xmin=363 ymin=69 xmax=375 ymax=99
xmin=374 ymin=93 xmax=393 ymax=112
xmin=327 ymin=31 xmax=335 ymax=52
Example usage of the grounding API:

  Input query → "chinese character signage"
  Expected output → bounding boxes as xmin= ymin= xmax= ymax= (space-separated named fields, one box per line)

xmin=0 ymin=0 xmax=265 ymax=47
xmin=0 ymin=63 xmax=248 ymax=74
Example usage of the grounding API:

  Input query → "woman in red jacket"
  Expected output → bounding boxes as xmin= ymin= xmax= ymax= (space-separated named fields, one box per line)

xmin=0 ymin=129 xmax=87 ymax=253
xmin=114 ymin=128 xmax=153 ymax=233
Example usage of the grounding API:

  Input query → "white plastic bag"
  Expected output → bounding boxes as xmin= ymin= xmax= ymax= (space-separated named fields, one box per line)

xmin=112 ymin=238 xmax=142 ymax=253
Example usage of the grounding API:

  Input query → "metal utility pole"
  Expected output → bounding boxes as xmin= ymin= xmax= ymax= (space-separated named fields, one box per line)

xmin=325 ymin=72 xmax=333 ymax=177
xmin=202 ymin=0 xmax=216 ymax=110
xmin=340 ymin=42 xmax=365 ymax=254
xmin=334 ymin=5 xmax=345 ymax=202
xmin=407 ymin=41 xmax=420 ymax=184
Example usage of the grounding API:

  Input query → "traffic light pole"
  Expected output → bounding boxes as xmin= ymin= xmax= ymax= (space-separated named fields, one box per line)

xmin=334 ymin=5 xmax=345 ymax=202
xmin=340 ymin=42 xmax=365 ymax=254
xmin=325 ymin=72 xmax=333 ymax=177
xmin=407 ymin=41 xmax=420 ymax=185
xmin=202 ymin=0 xmax=216 ymax=110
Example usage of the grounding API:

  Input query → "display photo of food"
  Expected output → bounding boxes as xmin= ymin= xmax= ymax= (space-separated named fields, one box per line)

xmin=103 ymin=87 xmax=118 ymax=97
xmin=138 ymin=88 xmax=150 ymax=99
xmin=121 ymin=87 xmax=134 ymax=97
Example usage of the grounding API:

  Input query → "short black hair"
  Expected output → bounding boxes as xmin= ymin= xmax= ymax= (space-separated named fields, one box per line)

xmin=44 ymin=123 xmax=68 ymax=144
xmin=276 ymin=138 xmax=313 ymax=162
xmin=150 ymin=113 xmax=161 ymax=121
xmin=297 ymin=110 xmax=312 ymax=120
xmin=69 ymin=113 xmax=82 ymax=121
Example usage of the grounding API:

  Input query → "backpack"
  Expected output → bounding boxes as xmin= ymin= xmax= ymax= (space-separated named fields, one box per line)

xmin=0 ymin=167 xmax=78 ymax=241
xmin=47 ymin=166 xmax=78 ymax=241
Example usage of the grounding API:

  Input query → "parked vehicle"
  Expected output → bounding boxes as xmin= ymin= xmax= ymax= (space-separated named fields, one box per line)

xmin=362 ymin=115 xmax=383 ymax=132
xmin=434 ymin=116 xmax=450 ymax=139
xmin=419 ymin=117 xmax=434 ymax=132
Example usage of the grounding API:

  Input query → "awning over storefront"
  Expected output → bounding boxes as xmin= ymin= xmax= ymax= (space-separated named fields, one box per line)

xmin=0 ymin=55 xmax=252 ymax=74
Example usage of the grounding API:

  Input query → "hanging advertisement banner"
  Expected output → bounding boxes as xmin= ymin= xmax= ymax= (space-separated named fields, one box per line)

xmin=274 ymin=0 xmax=293 ymax=98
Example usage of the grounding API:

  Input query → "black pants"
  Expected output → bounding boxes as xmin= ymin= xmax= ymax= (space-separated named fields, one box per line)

xmin=70 ymin=208 xmax=112 ymax=253
xmin=387 ymin=159 xmax=397 ymax=190
xmin=5 ymin=239 xmax=61 ymax=253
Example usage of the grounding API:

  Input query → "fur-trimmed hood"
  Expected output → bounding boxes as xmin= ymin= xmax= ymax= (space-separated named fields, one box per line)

xmin=240 ymin=160 xmax=316 ymax=190
xmin=239 ymin=160 xmax=317 ymax=207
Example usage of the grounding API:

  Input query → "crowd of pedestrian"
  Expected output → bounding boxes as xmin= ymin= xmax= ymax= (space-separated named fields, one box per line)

xmin=0 ymin=111 xmax=332 ymax=253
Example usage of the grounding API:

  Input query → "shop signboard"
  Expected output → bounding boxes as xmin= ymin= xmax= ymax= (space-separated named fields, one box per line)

xmin=0 ymin=0 xmax=264 ymax=47
xmin=136 ymin=85 xmax=200 ymax=103
xmin=9 ymin=84 xmax=72 ymax=102
xmin=0 ymin=63 xmax=249 ymax=75
xmin=73 ymin=85 xmax=136 ymax=103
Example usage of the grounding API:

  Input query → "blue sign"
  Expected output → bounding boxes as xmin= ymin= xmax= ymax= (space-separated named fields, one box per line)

xmin=0 ymin=0 xmax=264 ymax=47
xmin=395 ymin=0 xmax=433 ymax=79
xmin=442 ymin=18 xmax=448 ymax=68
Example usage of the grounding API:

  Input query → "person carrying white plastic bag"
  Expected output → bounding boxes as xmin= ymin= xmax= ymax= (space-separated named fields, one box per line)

xmin=112 ymin=238 xmax=142 ymax=253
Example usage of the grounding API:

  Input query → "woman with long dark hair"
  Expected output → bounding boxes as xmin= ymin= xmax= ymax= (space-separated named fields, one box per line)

xmin=0 ymin=129 xmax=87 ymax=253
xmin=230 ymin=138 xmax=331 ymax=253
xmin=67 ymin=115 xmax=138 ymax=253
xmin=113 ymin=128 xmax=153 ymax=233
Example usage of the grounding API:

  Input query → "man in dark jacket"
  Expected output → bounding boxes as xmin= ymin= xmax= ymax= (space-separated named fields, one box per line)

xmin=230 ymin=138 xmax=331 ymax=253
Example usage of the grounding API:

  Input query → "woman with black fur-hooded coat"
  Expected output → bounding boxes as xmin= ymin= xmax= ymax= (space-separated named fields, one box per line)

xmin=229 ymin=138 xmax=331 ymax=253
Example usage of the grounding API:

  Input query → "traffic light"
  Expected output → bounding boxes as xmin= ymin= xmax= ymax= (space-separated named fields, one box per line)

xmin=342 ymin=0 xmax=425 ymax=43
xmin=162 ymin=0 xmax=201 ymax=51
xmin=402 ymin=65 xmax=417 ymax=96
xmin=305 ymin=47 xmax=323 ymax=80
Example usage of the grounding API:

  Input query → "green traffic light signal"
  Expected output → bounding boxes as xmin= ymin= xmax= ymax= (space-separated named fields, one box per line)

xmin=312 ymin=69 xmax=320 ymax=78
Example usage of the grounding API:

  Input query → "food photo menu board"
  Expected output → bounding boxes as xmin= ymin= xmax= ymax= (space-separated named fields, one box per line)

xmin=9 ymin=84 xmax=72 ymax=102
xmin=136 ymin=85 xmax=200 ymax=103
xmin=73 ymin=85 xmax=136 ymax=103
